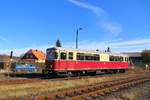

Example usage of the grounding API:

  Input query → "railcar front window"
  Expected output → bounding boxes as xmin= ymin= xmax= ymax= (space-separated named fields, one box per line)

xmin=46 ymin=52 xmax=58 ymax=60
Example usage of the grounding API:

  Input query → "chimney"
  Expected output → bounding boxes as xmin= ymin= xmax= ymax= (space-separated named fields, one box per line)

xmin=10 ymin=51 xmax=13 ymax=59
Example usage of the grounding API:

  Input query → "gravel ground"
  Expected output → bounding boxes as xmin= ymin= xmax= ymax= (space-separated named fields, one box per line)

xmin=90 ymin=81 xmax=150 ymax=100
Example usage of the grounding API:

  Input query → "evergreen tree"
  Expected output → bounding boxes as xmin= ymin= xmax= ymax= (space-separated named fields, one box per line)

xmin=141 ymin=50 xmax=150 ymax=63
xmin=56 ymin=40 xmax=62 ymax=47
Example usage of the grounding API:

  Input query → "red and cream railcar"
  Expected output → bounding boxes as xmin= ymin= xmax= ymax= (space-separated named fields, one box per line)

xmin=43 ymin=47 xmax=129 ymax=75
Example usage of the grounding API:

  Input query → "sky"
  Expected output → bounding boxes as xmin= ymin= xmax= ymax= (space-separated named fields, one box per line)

xmin=0 ymin=0 xmax=150 ymax=56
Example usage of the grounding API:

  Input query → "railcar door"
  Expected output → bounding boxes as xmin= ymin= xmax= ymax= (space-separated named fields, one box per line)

xmin=67 ymin=52 xmax=75 ymax=70
xmin=60 ymin=51 xmax=67 ymax=71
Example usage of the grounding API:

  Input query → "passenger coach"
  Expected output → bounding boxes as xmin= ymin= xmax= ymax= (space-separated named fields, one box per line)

xmin=42 ymin=47 xmax=129 ymax=75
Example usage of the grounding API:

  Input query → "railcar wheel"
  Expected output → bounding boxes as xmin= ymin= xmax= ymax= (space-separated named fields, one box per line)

xmin=113 ymin=70 xmax=117 ymax=74
xmin=90 ymin=72 xmax=96 ymax=76
xmin=74 ymin=72 xmax=82 ymax=76
xmin=33 ymin=69 xmax=37 ymax=72
xmin=67 ymin=72 xmax=73 ymax=76
xmin=81 ymin=71 xmax=87 ymax=76
xmin=119 ymin=69 xmax=125 ymax=73
xmin=42 ymin=70 xmax=46 ymax=75
xmin=17 ymin=69 xmax=21 ymax=73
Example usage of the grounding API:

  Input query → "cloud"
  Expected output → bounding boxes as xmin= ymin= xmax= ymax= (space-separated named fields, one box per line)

xmin=0 ymin=45 xmax=52 ymax=56
xmin=1 ymin=38 xmax=149 ymax=56
xmin=67 ymin=0 xmax=122 ymax=35
xmin=109 ymin=38 xmax=150 ymax=46
xmin=101 ymin=22 xmax=122 ymax=36
xmin=64 ymin=38 xmax=150 ymax=52
xmin=106 ymin=38 xmax=123 ymax=43
xmin=67 ymin=0 xmax=104 ymax=15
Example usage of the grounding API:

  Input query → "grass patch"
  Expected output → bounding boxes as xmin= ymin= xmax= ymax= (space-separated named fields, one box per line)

xmin=120 ymin=85 xmax=150 ymax=100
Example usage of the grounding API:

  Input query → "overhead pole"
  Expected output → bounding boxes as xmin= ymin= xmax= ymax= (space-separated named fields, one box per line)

xmin=76 ymin=27 xmax=83 ymax=49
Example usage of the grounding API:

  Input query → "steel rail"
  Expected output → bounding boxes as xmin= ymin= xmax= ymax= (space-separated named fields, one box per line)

xmin=65 ymin=77 xmax=150 ymax=100
xmin=1 ymin=71 xmax=149 ymax=85
xmin=26 ymin=76 xmax=150 ymax=100
xmin=0 ymin=77 xmax=80 ymax=85
xmin=0 ymin=72 xmax=132 ymax=85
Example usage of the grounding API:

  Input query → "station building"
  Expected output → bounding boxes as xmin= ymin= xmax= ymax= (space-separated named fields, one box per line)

xmin=20 ymin=49 xmax=46 ymax=67
xmin=121 ymin=52 xmax=143 ymax=66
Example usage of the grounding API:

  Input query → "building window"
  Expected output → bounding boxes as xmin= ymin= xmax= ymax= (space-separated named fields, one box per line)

xmin=30 ymin=54 xmax=34 ymax=58
xmin=24 ymin=54 xmax=35 ymax=59
xmin=26 ymin=54 xmax=29 ymax=58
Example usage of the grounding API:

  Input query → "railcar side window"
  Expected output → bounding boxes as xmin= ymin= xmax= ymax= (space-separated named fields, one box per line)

xmin=68 ymin=52 xmax=73 ymax=60
xmin=60 ymin=52 xmax=66 ymax=60
xmin=55 ymin=52 xmax=58 ymax=59
xmin=77 ymin=53 xmax=84 ymax=60
xmin=127 ymin=58 xmax=129 ymax=62
xmin=110 ymin=56 xmax=123 ymax=62
xmin=125 ymin=57 xmax=126 ymax=62
xmin=128 ymin=58 xmax=129 ymax=62
xmin=110 ymin=56 xmax=114 ymax=61
xmin=120 ymin=57 xmax=123 ymax=62
xmin=85 ymin=54 xmax=93 ymax=60
xmin=125 ymin=57 xmax=129 ymax=62
xmin=77 ymin=53 xmax=100 ymax=61
xmin=115 ymin=56 xmax=120 ymax=62
xmin=94 ymin=54 xmax=100 ymax=61
xmin=118 ymin=56 xmax=121 ymax=62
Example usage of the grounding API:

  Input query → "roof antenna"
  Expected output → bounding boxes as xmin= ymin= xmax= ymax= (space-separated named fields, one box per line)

xmin=96 ymin=49 xmax=99 ymax=52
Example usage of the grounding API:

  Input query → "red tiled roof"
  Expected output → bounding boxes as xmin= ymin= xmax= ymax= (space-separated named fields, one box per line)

xmin=26 ymin=49 xmax=46 ymax=59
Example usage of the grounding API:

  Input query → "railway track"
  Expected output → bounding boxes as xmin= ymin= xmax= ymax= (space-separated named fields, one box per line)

xmin=0 ymin=76 xmax=77 ymax=85
xmin=26 ymin=75 xmax=150 ymax=100
xmin=0 ymin=73 xmax=128 ymax=85
xmin=0 ymin=71 xmax=149 ymax=85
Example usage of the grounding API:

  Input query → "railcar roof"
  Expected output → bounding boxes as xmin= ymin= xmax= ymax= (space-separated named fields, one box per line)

xmin=47 ymin=47 xmax=128 ymax=57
